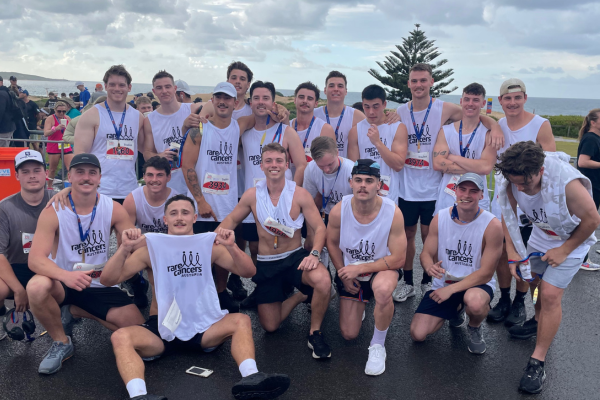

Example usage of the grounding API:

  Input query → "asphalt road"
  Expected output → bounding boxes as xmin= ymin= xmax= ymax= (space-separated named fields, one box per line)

xmin=1 ymin=230 xmax=600 ymax=400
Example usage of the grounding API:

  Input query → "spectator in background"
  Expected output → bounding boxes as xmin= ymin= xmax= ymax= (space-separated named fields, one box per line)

xmin=351 ymin=102 xmax=364 ymax=113
xmin=9 ymin=76 xmax=23 ymax=96
xmin=90 ymin=83 xmax=106 ymax=104
xmin=44 ymin=92 xmax=59 ymax=110
xmin=75 ymin=81 xmax=90 ymax=109
xmin=63 ymin=95 xmax=107 ymax=145
xmin=151 ymin=100 xmax=160 ymax=110
xmin=174 ymin=79 xmax=193 ymax=103
xmin=0 ymin=78 xmax=16 ymax=147
xmin=61 ymin=97 xmax=81 ymax=119
xmin=577 ymin=109 xmax=600 ymax=208
xmin=60 ymin=92 xmax=66 ymax=98
xmin=22 ymin=90 xmax=41 ymax=131
xmin=193 ymin=97 xmax=203 ymax=103
xmin=42 ymin=100 xmax=73 ymax=186
xmin=146 ymin=92 xmax=154 ymax=100
xmin=135 ymin=96 xmax=153 ymax=115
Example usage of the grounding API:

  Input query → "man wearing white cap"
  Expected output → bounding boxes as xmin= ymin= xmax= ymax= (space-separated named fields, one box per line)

xmin=175 ymin=79 xmax=194 ymax=104
xmin=76 ymin=81 xmax=91 ymax=110
xmin=0 ymin=150 xmax=53 ymax=339
xmin=411 ymin=173 xmax=503 ymax=355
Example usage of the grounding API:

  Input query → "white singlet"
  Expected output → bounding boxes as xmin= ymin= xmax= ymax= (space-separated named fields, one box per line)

xmin=339 ymin=195 xmax=394 ymax=281
xmin=131 ymin=186 xmax=179 ymax=233
xmin=145 ymin=232 xmax=227 ymax=342
xmin=241 ymin=123 xmax=286 ymax=223
xmin=189 ymin=120 xmax=239 ymax=222
xmin=356 ymin=119 xmax=402 ymax=201
xmin=91 ymin=104 xmax=141 ymax=199
xmin=289 ymin=116 xmax=327 ymax=175
xmin=434 ymin=122 xmax=490 ymax=215
xmin=433 ymin=207 xmax=496 ymax=291
xmin=233 ymin=103 xmax=253 ymax=198
xmin=396 ymin=99 xmax=444 ymax=201
xmin=147 ymin=103 xmax=192 ymax=194
xmin=255 ymin=179 xmax=304 ymax=237
xmin=303 ymin=157 xmax=354 ymax=215
xmin=513 ymin=186 xmax=588 ymax=258
xmin=314 ymin=106 xmax=355 ymax=158
xmin=52 ymin=194 xmax=113 ymax=288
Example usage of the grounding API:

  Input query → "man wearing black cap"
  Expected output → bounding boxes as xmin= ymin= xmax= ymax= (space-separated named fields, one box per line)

xmin=327 ymin=158 xmax=406 ymax=376
xmin=410 ymin=173 xmax=503 ymax=355
xmin=27 ymin=153 xmax=144 ymax=375
xmin=0 ymin=76 xmax=16 ymax=147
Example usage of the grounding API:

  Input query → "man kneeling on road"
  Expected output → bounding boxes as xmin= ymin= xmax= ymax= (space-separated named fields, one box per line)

xmin=410 ymin=173 xmax=503 ymax=355
xmin=101 ymin=195 xmax=290 ymax=400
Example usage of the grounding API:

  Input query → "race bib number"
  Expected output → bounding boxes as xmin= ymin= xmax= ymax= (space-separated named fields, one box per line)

xmin=202 ymin=172 xmax=230 ymax=195
xmin=379 ymin=175 xmax=391 ymax=197
xmin=22 ymin=233 xmax=33 ymax=254
xmin=443 ymin=272 xmax=466 ymax=286
xmin=58 ymin=143 xmax=71 ymax=150
xmin=305 ymin=146 xmax=313 ymax=162
xmin=73 ymin=262 xmax=106 ymax=280
xmin=351 ymin=260 xmax=374 ymax=282
xmin=533 ymin=222 xmax=561 ymax=240
xmin=162 ymin=298 xmax=182 ymax=333
xmin=444 ymin=175 xmax=461 ymax=199
xmin=405 ymin=150 xmax=430 ymax=169
xmin=263 ymin=217 xmax=295 ymax=238
xmin=106 ymin=139 xmax=135 ymax=160
xmin=253 ymin=177 xmax=265 ymax=187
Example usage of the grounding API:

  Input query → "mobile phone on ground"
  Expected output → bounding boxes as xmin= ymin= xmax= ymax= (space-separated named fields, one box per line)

xmin=186 ymin=366 xmax=213 ymax=378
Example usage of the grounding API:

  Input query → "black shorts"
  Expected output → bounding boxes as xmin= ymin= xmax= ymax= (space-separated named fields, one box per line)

xmin=415 ymin=284 xmax=494 ymax=320
xmin=141 ymin=315 xmax=208 ymax=357
xmin=242 ymin=223 xmax=259 ymax=242
xmin=398 ymin=198 xmax=436 ymax=226
xmin=520 ymin=226 xmax=533 ymax=247
xmin=112 ymin=198 xmax=125 ymax=205
xmin=193 ymin=221 xmax=220 ymax=234
xmin=335 ymin=270 xmax=400 ymax=303
xmin=60 ymin=285 xmax=133 ymax=320
xmin=11 ymin=263 xmax=36 ymax=290
xmin=252 ymin=248 xmax=315 ymax=304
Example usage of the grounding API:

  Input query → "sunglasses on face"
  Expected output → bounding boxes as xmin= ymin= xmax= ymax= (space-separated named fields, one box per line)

xmin=55 ymin=110 xmax=66 ymax=114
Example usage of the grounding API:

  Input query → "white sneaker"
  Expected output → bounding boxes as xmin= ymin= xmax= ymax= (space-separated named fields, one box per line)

xmin=421 ymin=282 xmax=432 ymax=296
xmin=392 ymin=281 xmax=415 ymax=302
xmin=365 ymin=344 xmax=386 ymax=376
xmin=580 ymin=262 xmax=600 ymax=271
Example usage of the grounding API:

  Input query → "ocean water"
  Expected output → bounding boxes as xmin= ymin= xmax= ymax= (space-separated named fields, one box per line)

xmin=13 ymin=79 xmax=600 ymax=116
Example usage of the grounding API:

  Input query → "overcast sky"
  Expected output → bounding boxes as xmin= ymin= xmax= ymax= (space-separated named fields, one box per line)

xmin=1 ymin=0 xmax=600 ymax=98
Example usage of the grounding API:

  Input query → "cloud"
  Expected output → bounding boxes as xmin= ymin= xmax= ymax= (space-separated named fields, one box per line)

xmin=25 ymin=0 xmax=111 ymax=15
xmin=285 ymin=52 xmax=323 ymax=69
xmin=256 ymin=38 xmax=296 ymax=52
xmin=312 ymin=45 xmax=331 ymax=54
xmin=518 ymin=67 xmax=564 ymax=74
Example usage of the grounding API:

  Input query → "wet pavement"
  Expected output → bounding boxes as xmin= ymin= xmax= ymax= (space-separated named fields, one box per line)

xmin=1 ymin=232 xmax=600 ymax=400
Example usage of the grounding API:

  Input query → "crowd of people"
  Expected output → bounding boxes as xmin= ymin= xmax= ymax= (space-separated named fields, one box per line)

xmin=1 ymin=61 xmax=600 ymax=400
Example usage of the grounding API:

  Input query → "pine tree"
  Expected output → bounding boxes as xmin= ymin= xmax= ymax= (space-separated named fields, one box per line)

xmin=368 ymin=24 xmax=458 ymax=104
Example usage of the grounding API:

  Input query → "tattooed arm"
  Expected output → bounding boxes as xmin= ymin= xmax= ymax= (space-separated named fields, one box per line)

xmin=432 ymin=126 xmax=468 ymax=174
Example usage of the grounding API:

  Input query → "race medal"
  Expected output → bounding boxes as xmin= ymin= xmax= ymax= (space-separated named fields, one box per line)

xmin=202 ymin=172 xmax=230 ymax=195
xmin=106 ymin=139 xmax=134 ymax=160
xmin=405 ymin=150 xmax=430 ymax=169
xmin=321 ymin=211 xmax=326 ymax=222
xmin=379 ymin=175 xmax=391 ymax=197
xmin=444 ymin=175 xmax=461 ymax=199
xmin=22 ymin=233 xmax=33 ymax=254
xmin=73 ymin=262 xmax=106 ymax=280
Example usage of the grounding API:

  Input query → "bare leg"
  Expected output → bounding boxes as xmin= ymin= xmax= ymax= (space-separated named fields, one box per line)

xmin=202 ymin=313 xmax=255 ymax=365
xmin=339 ymin=298 xmax=366 ymax=340
xmin=463 ymin=288 xmax=491 ymax=327
xmin=214 ymin=265 xmax=228 ymax=293
xmin=47 ymin=154 xmax=59 ymax=187
xmin=257 ymin=293 xmax=307 ymax=332
xmin=302 ymin=264 xmax=331 ymax=334
xmin=26 ymin=276 xmax=67 ymax=343
xmin=111 ymin=326 xmax=165 ymax=385
xmin=372 ymin=271 xmax=397 ymax=331
xmin=404 ymin=225 xmax=418 ymax=272
xmin=410 ymin=313 xmax=445 ymax=342
xmin=531 ymin=281 xmax=564 ymax=361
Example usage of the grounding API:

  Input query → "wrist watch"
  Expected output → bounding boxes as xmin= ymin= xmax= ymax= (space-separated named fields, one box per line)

xmin=310 ymin=250 xmax=320 ymax=258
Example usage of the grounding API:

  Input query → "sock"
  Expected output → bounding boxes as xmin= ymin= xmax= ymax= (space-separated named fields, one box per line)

xmin=500 ymin=287 xmax=511 ymax=302
xmin=126 ymin=378 xmax=147 ymax=398
xmin=421 ymin=273 xmax=432 ymax=285
xmin=514 ymin=290 xmax=527 ymax=303
xmin=404 ymin=270 xmax=414 ymax=286
xmin=239 ymin=358 xmax=259 ymax=378
xmin=531 ymin=357 xmax=545 ymax=368
xmin=370 ymin=326 xmax=389 ymax=347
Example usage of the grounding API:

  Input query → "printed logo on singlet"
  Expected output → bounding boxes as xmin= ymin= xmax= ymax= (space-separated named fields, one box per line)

xmin=364 ymin=138 xmax=387 ymax=158
xmin=337 ymin=131 xmax=344 ymax=150
xmin=207 ymin=141 xmax=234 ymax=164
xmin=141 ymin=217 xmax=168 ymax=233
xmin=106 ymin=125 xmax=134 ymax=141
xmin=329 ymin=191 xmax=344 ymax=205
xmin=162 ymin=126 xmax=184 ymax=146
xmin=345 ymin=239 xmax=376 ymax=262
xmin=70 ymin=229 xmax=107 ymax=257
xmin=462 ymin=148 xmax=476 ymax=159
xmin=446 ymin=240 xmax=473 ymax=265
xmin=167 ymin=251 xmax=204 ymax=277
xmin=408 ymin=124 xmax=432 ymax=146
xmin=249 ymin=145 xmax=263 ymax=166
xmin=525 ymin=208 xmax=560 ymax=237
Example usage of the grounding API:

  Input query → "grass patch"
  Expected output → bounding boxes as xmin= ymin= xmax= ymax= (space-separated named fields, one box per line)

xmin=556 ymin=141 xmax=579 ymax=158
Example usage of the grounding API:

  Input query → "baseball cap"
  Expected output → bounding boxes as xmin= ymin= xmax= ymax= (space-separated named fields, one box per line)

xmin=95 ymin=83 xmax=103 ymax=89
xmin=175 ymin=80 xmax=194 ymax=96
xmin=351 ymin=159 xmax=381 ymax=179
xmin=15 ymin=150 xmax=45 ymax=170
xmin=500 ymin=78 xmax=526 ymax=96
xmin=9 ymin=76 xmax=17 ymax=81
xmin=69 ymin=153 xmax=101 ymax=171
xmin=456 ymin=173 xmax=484 ymax=191
xmin=75 ymin=81 xmax=84 ymax=87
xmin=22 ymin=89 xmax=29 ymax=96
xmin=213 ymin=82 xmax=237 ymax=98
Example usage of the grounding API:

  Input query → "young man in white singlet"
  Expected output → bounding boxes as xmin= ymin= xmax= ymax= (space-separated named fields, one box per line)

xmin=487 ymin=78 xmax=559 ymax=328
xmin=432 ymin=83 xmax=496 ymax=214
xmin=327 ymin=159 xmax=406 ymax=375
xmin=289 ymin=81 xmax=336 ymax=182
xmin=74 ymin=65 xmax=145 ymax=204
xmin=27 ymin=153 xmax=145 ymax=375
xmin=495 ymin=142 xmax=599 ymax=394
xmin=219 ymin=143 xmax=334 ymax=360
xmin=411 ymin=173 xmax=503 ymax=355
xmin=394 ymin=63 xmax=504 ymax=303
xmin=101 ymin=195 xmax=290 ymax=400
xmin=142 ymin=70 xmax=192 ymax=194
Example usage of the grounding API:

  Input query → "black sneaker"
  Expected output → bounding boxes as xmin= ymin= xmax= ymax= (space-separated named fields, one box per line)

xmin=130 ymin=395 xmax=167 ymax=400
xmin=449 ymin=306 xmax=466 ymax=328
xmin=487 ymin=298 xmax=511 ymax=322
xmin=232 ymin=371 xmax=290 ymax=400
xmin=519 ymin=358 xmax=546 ymax=394
xmin=227 ymin=274 xmax=248 ymax=300
xmin=129 ymin=273 xmax=150 ymax=309
xmin=509 ymin=317 xmax=538 ymax=339
xmin=218 ymin=290 xmax=240 ymax=313
xmin=240 ymin=290 xmax=257 ymax=309
xmin=505 ymin=300 xmax=526 ymax=327
xmin=307 ymin=330 xmax=331 ymax=359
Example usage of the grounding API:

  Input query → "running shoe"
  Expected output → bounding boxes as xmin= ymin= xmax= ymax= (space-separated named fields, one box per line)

xmin=392 ymin=281 xmax=415 ymax=302
xmin=420 ymin=282 xmax=432 ymax=297
xmin=519 ymin=358 xmax=546 ymax=394
xmin=504 ymin=300 xmax=526 ymax=327
xmin=232 ymin=372 xmax=291 ymax=400
xmin=307 ymin=330 xmax=331 ymax=359
xmin=467 ymin=325 xmax=486 ymax=354
xmin=580 ymin=261 xmax=600 ymax=271
xmin=227 ymin=274 xmax=248 ymax=300
xmin=130 ymin=396 xmax=167 ymax=400
xmin=38 ymin=336 xmax=74 ymax=374
xmin=218 ymin=290 xmax=240 ymax=313
xmin=449 ymin=306 xmax=466 ymax=328
xmin=509 ymin=317 xmax=538 ymax=339
xmin=487 ymin=297 xmax=511 ymax=322
xmin=61 ymin=305 xmax=76 ymax=337
xmin=365 ymin=344 xmax=386 ymax=376
xmin=240 ymin=290 xmax=257 ymax=309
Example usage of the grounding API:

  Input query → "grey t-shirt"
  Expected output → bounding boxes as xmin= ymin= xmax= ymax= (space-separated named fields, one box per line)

xmin=0 ymin=190 xmax=52 ymax=265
